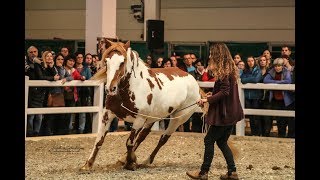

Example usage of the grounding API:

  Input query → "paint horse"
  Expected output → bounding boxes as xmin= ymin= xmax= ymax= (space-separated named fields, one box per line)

xmin=80 ymin=40 xmax=207 ymax=171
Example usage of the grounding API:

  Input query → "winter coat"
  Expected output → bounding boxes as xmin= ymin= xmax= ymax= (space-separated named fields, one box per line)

xmin=205 ymin=76 xmax=244 ymax=126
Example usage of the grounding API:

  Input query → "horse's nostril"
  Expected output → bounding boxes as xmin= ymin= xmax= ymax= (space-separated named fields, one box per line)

xmin=111 ymin=86 xmax=116 ymax=92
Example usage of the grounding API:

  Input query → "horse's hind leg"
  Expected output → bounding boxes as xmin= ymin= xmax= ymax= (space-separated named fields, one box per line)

xmin=142 ymin=133 xmax=171 ymax=165
xmin=142 ymin=111 xmax=194 ymax=165
xmin=79 ymin=109 xmax=115 ymax=172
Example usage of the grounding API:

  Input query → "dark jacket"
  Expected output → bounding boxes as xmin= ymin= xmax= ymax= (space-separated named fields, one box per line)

xmin=27 ymin=59 xmax=55 ymax=108
xmin=240 ymin=66 xmax=263 ymax=100
xmin=206 ymin=76 xmax=244 ymax=126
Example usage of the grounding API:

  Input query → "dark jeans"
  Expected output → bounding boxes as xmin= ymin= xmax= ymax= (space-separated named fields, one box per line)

xmin=259 ymin=99 xmax=273 ymax=137
xmin=271 ymin=99 xmax=294 ymax=138
xmin=191 ymin=112 xmax=203 ymax=133
xmin=201 ymin=125 xmax=236 ymax=173
xmin=245 ymin=99 xmax=261 ymax=136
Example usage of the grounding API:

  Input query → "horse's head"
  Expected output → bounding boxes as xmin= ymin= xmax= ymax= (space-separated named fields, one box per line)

xmin=103 ymin=40 xmax=130 ymax=96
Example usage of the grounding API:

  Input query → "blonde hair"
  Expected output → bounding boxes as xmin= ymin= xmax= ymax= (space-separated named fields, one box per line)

xmin=208 ymin=43 xmax=239 ymax=81
xmin=41 ymin=51 xmax=52 ymax=68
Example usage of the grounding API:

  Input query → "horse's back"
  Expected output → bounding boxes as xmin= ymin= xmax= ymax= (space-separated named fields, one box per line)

xmin=140 ymin=68 xmax=200 ymax=115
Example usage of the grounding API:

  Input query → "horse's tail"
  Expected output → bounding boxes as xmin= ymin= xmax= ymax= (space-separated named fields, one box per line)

xmin=90 ymin=66 xmax=107 ymax=82
xmin=228 ymin=139 xmax=239 ymax=160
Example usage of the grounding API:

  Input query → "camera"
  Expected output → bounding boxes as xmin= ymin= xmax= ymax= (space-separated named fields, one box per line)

xmin=133 ymin=11 xmax=142 ymax=19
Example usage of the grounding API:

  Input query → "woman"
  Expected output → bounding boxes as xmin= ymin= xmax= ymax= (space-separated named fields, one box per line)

xmin=186 ymin=43 xmax=244 ymax=180
xmin=263 ymin=58 xmax=294 ymax=138
xmin=240 ymin=56 xmax=263 ymax=136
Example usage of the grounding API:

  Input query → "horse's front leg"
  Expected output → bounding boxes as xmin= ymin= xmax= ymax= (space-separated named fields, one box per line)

xmin=123 ymin=128 xmax=138 ymax=170
xmin=79 ymin=109 xmax=115 ymax=172
xmin=118 ymin=122 xmax=154 ymax=165
xmin=123 ymin=118 xmax=145 ymax=170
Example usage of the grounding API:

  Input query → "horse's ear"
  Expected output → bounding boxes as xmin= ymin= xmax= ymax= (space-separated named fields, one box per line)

xmin=124 ymin=41 xmax=130 ymax=51
xmin=105 ymin=39 xmax=114 ymax=48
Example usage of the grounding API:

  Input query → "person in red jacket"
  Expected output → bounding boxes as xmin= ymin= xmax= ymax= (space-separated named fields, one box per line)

xmin=186 ymin=43 xmax=244 ymax=180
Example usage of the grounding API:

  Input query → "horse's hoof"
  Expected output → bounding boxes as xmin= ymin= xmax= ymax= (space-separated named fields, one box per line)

xmin=116 ymin=160 xmax=126 ymax=166
xmin=78 ymin=162 xmax=92 ymax=173
xmin=141 ymin=157 xmax=152 ymax=166
xmin=117 ymin=155 xmax=127 ymax=165
xmin=124 ymin=162 xmax=138 ymax=171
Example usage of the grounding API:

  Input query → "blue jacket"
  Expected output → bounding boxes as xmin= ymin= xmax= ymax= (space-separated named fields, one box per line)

xmin=263 ymin=68 xmax=294 ymax=106
xmin=240 ymin=66 xmax=263 ymax=100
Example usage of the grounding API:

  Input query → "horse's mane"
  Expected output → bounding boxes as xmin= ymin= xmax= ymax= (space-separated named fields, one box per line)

xmin=90 ymin=41 xmax=144 ymax=82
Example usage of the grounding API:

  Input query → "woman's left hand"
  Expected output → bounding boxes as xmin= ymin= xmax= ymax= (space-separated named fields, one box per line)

xmin=197 ymin=98 xmax=208 ymax=106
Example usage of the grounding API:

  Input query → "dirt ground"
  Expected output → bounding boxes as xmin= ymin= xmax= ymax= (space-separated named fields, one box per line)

xmin=25 ymin=131 xmax=295 ymax=180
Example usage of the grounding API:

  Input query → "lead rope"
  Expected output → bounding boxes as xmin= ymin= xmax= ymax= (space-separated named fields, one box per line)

xmin=120 ymin=103 xmax=199 ymax=120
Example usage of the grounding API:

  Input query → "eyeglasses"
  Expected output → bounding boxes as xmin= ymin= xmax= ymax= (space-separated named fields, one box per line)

xmin=29 ymin=51 xmax=37 ymax=53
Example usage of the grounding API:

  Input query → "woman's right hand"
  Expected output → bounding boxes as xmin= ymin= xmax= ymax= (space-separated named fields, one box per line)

xmin=54 ymin=74 xmax=60 ymax=81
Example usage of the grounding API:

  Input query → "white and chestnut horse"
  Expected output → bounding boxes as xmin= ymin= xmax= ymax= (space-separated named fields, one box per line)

xmin=80 ymin=40 xmax=208 ymax=171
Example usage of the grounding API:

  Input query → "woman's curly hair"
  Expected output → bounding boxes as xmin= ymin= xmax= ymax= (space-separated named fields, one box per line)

xmin=208 ymin=42 xmax=239 ymax=82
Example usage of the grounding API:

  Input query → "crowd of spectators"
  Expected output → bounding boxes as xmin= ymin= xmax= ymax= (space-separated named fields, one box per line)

xmin=25 ymin=44 xmax=295 ymax=138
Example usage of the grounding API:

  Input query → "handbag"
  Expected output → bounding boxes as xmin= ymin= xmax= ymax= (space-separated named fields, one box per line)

xmin=47 ymin=93 xmax=65 ymax=107
xmin=64 ymin=87 xmax=74 ymax=100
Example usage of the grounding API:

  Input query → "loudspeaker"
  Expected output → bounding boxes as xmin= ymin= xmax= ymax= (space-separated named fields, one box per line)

xmin=147 ymin=20 xmax=164 ymax=50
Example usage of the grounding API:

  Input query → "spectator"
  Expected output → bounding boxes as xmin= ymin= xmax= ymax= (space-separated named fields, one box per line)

xmin=194 ymin=59 xmax=205 ymax=81
xmin=25 ymin=46 xmax=52 ymax=136
xmin=233 ymin=53 xmax=242 ymax=66
xmin=40 ymin=52 xmax=66 ymax=136
xmin=263 ymin=58 xmax=294 ymax=138
xmin=60 ymin=46 xmax=70 ymax=57
xmin=262 ymin=49 xmax=273 ymax=67
xmin=46 ymin=53 xmax=73 ymax=135
xmin=240 ymin=56 xmax=263 ymax=136
xmin=84 ymin=53 xmax=97 ymax=76
xmin=258 ymin=55 xmax=273 ymax=137
xmin=178 ymin=53 xmax=197 ymax=132
xmin=162 ymin=58 xmax=172 ymax=68
xmin=63 ymin=54 xmax=83 ymax=134
xmin=145 ymin=55 xmax=153 ymax=68
xmin=74 ymin=51 xmax=92 ymax=134
xmin=170 ymin=55 xmax=178 ymax=67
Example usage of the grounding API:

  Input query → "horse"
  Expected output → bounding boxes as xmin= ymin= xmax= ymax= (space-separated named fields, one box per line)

xmin=80 ymin=40 xmax=234 ymax=172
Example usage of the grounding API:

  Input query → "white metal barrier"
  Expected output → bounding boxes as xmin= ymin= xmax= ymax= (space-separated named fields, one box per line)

xmin=25 ymin=76 xmax=295 ymax=137
xmin=197 ymin=81 xmax=295 ymax=136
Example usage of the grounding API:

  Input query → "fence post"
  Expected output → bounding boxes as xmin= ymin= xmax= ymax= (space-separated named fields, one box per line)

xmin=236 ymin=82 xmax=245 ymax=136
xmin=25 ymin=76 xmax=29 ymax=138
xmin=92 ymin=82 xmax=105 ymax=133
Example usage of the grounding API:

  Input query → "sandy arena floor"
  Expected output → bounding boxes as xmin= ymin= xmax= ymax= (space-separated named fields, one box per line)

xmin=26 ymin=131 xmax=294 ymax=180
